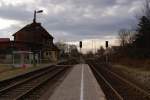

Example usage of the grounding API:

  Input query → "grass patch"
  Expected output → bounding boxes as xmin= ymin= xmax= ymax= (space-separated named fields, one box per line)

xmin=0 ymin=64 xmax=52 ymax=81
xmin=114 ymin=58 xmax=150 ymax=71
xmin=113 ymin=64 xmax=150 ymax=91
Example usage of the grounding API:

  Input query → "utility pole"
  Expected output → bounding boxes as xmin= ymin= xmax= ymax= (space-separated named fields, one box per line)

xmin=94 ymin=40 xmax=96 ymax=54
xmin=92 ymin=40 xmax=93 ymax=53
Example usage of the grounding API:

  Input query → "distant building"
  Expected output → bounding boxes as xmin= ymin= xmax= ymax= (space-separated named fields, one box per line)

xmin=0 ymin=38 xmax=12 ymax=63
xmin=0 ymin=38 xmax=10 ymax=49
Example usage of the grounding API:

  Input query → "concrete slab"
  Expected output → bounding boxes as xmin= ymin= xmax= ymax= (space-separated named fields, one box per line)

xmin=49 ymin=64 xmax=106 ymax=100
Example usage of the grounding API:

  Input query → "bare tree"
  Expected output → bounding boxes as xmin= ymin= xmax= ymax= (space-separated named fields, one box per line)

xmin=97 ymin=46 xmax=105 ymax=56
xmin=118 ymin=29 xmax=135 ymax=47
xmin=86 ymin=51 xmax=94 ymax=58
xmin=119 ymin=29 xmax=127 ymax=47
xmin=69 ymin=45 xmax=80 ymax=57
xmin=144 ymin=0 xmax=150 ymax=18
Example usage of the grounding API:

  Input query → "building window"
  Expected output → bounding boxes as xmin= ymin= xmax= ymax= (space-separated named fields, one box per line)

xmin=46 ymin=52 xmax=48 ymax=56
xmin=49 ymin=52 xmax=51 ymax=56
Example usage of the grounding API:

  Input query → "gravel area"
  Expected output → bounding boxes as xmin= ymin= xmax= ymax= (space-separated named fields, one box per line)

xmin=112 ymin=64 xmax=150 ymax=92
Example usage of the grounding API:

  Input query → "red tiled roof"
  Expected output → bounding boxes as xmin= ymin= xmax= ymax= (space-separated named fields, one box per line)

xmin=12 ymin=22 xmax=53 ymax=39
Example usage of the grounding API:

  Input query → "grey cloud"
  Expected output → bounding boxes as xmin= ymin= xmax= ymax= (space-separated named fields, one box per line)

xmin=0 ymin=0 xmax=143 ymax=41
xmin=0 ymin=5 xmax=32 ymax=21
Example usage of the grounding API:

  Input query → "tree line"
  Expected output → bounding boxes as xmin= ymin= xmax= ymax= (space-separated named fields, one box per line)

xmin=116 ymin=0 xmax=150 ymax=59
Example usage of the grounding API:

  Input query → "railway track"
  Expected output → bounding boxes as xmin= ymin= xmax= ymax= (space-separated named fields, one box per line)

xmin=89 ymin=62 xmax=150 ymax=100
xmin=0 ymin=66 xmax=56 ymax=91
xmin=0 ymin=65 xmax=71 ymax=100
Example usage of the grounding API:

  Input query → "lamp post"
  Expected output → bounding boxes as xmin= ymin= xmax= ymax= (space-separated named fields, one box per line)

xmin=33 ymin=10 xmax=43 ymax=23
xmin=32 ymin=10 xmax=43 ymax=66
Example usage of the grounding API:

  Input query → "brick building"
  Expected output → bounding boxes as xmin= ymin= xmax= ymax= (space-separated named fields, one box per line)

xmin=0 ymin=21 xmax=59 ymax=65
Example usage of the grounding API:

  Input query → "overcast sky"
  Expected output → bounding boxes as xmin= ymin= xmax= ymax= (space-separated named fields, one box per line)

xmin=0 ymin=0 xmax=144 ymax=52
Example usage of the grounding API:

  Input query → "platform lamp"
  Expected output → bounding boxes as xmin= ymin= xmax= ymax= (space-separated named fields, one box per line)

xmin=32 ymin=10 xmax=43 ymax=65
xmin=33 ymin=10 xmax=43 ymax=23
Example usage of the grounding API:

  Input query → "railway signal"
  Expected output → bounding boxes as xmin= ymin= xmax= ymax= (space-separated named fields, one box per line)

xmin=105 ymin=41 xmax=108 ymax=48
xmin=105 ymin=41 xmax=109 ymax=64
xmin=79 ymin=41 xmax=82 ymax=48
xmin=79 ymin=41 xmax=82 ymax=63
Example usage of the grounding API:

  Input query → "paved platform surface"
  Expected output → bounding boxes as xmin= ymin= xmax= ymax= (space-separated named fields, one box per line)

xmin=49 ymin=64 xmax=106 ymax=100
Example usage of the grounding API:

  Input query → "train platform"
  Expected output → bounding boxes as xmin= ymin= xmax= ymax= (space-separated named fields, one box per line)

xmin=49 ymin=64 xmax=106 ymax=100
